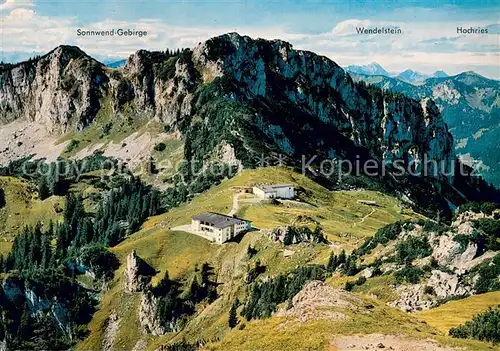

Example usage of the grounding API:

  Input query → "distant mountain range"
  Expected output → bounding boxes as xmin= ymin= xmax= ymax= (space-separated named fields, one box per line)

xmin=345 ymin=63 xmax=449 ymax=84
xmin=348 ymin=67 xmax=500 ymax=186
xmin=105 ymin=59 xmax=127 ymax=68
xmin=345 ymin=62 xmax=390 ymax=77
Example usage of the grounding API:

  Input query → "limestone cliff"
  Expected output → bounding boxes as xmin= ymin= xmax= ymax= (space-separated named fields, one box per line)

xmin=0 ymin=46 xmax=108 ymax=133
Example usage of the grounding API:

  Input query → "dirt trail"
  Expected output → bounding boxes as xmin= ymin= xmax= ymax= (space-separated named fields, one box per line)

xmin=354 ymin=208 xmax=376 ymax=226
xmin=227 ymin=192 xmax=244 ymax=216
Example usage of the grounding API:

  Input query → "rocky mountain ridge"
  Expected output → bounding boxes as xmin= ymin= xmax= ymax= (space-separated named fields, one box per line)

xmin=0 ymin=33 xmax=455 ymax=185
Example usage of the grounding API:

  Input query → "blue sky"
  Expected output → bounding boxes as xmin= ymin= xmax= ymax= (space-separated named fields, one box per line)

xmin=1 ymin=0 xmax=499 ymax=78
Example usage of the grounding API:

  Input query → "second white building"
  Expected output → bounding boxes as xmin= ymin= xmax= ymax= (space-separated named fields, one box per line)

xmin=253 ymin=184 xmax=295 ymax=199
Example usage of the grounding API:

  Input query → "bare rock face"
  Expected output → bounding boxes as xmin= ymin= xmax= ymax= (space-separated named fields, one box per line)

xmin=264 ymin=225 xmax=326 ymax=244
xmin=0 ymin=46 xmax=108 ymax=133
xmin=451 ymin=211 xmax=487 ymax=234
xmin=118 ymin=49 xmax=200 ymax=125
xmin=123 ymin=250 xmax=156 ymax=293
xmin=431 ymin=233 xmax=478 ymax=273
xmin=138 ymin=291 xmax=166 ymax=336
xmin=102 ymin=311 xmax=120 ymax=351
xmin=427 ymin=270 xmax=471 ymax=297
xmin=264 ymin=226 xmax=289 ymax=243
xmin=429 ymin=211 xmax=496 ymax=273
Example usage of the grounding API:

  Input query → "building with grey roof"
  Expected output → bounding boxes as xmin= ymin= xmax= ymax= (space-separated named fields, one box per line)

xmin=191 ymin=212 xmax=250 ymax=244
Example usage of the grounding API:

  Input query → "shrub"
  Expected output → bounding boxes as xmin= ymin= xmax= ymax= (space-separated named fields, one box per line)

xmin=421 ymin=220 xmax=448 ymax=235
xmin=474 ymin=255 xmax=500 ymax=293
xmin=473 ymin=218 xmax=500 ymax=238
xmin=372 ymin=266 xmax=383 ymax=277
xmin=449 ymin=306 xmax=500 ymax=344
xmin=356 ymin=221 xmax=406 ymax=256
xmin=342 ymin=254 xmax=360 ymax=276
xmin=395 ymin=265 xmax=424 ymax=284
xmin=453 ymin=234 xmax=471 ymax=253
xmin=154 ymin=142 xmax=167 ymax=152
xmin=78 ymin=245 xmax=120 ymax=281
xmin=165 ymin=340 xmax=197 ymax=351
xmin=65 ymin=139 xmax=80 ymax=153
xmin=344 ymin=281 xmax=355 ymax=291
xmin=472 ymin=218 xmax=500 ymax=252
xmin=424 ymin=286 xmax=435 ymax=295
xmin=395 ymin=236 xmax=432 ymax=264
xmin=457 ymin=202 xmax=499 ymax=216
xmin=355 ymin=276 xmax=367 ymax=286
xmin=100 ymin=122 xmax=113 ymax=137
xmin=429 ymin=256 xmax=439 ymax=268
xmin=283 ymin=225 xmax=327 ymax=245
xmin=242 ymin=265 xmax=328 ymax=320
xmin=0 ymin=188 xmax=4 ymax=208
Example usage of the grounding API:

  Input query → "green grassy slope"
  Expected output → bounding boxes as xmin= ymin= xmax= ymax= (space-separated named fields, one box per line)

xmin=78 ymin=167 xmax=428 ymax=350
xmin=416 ymin=292 xmax=500 ymax=334
xmin=148 ymin=167 xmax=421 ymax=247
xmin=0 ymin=176 xmax=63 ymax=255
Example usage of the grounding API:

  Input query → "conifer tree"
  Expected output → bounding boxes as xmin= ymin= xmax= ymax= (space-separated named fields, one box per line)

xmin=40 ymin=232 xmax=52 ymax=269
xmin=228 ymin=299 xmax=238 ymax=328
xmin=38 ymin=176 xmax=50 ymax=200
xmin=0 ymin=188 xmax=5 ymax=208
xmin=338 ymin=249 xmax=346 ymax=265
xmin=327 ymin=251 xmax=338 ymax=272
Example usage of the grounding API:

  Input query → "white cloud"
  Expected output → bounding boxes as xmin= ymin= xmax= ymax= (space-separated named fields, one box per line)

xmin=0 ymin=0 xmax=33 ymax=10
xmin=331 ymin=19 xmax=371 ymax=36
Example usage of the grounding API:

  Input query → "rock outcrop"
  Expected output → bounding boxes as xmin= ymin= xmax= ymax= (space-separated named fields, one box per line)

xmin=102 ymin=311 xmax=121 ymax=351
xmin=123 ymin=250 xmax=156 ymax=293
xmin=0 ymin=46 xmax=108 ymax=133
xmin=192 ymin=33 xmax=454 ymax=181
xmin=276 ymin=280 xmax=372 ymax=322
xmin=382 ymin=211 xmax=499 ymax=312
xmin=264 ymin=225 xmax=327 ymax=245
xmin=138 ymin=291 xmax=167 ymax=336
xmin=431 ymin=232 xmax=478 ymax=273
xmin=1 ymin=277 xmax=73 ymax=339
xmin=122 ymin=251 xmax=172 ymax=337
